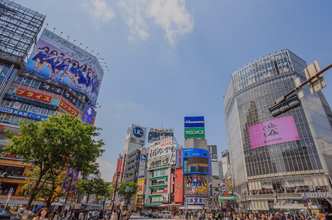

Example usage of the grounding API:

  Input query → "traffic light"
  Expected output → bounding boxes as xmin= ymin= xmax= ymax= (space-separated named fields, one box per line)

xmin=72 ymin=196 xmax=75 ymax=201
xmin=269 ymin=95 xmax=301 ymax=117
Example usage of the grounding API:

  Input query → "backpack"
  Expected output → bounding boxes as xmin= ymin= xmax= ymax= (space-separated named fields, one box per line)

xmin=215 ymin=213 xmax=219 ymax=218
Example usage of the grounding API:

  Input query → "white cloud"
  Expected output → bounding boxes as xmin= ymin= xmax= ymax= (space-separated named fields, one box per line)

xmin=119 ymin=0 xmax=194 ymax=46
xmin=96 ymin=158 xmax=116 ymax=182
xmin=119 ymin=1 xmax=149 ymax=41
xmin=83 ymin=0 xmax=115 ymax=23
xmin=147 ymin=0 xmax=194 ymax=46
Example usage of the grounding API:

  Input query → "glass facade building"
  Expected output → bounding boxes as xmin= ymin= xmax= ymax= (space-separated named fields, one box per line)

xmin=224 ymin=49 xmax=332 ymax=211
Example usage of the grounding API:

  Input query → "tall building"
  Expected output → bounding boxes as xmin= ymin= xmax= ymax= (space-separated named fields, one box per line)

xmin=0 ymin=0 xmax=104 ymax=207
xmin=224 ymin=49 xmax=332 ymax=212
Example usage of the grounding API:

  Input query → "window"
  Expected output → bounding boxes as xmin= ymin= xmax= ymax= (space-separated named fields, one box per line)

xmin=51 ymin=98 xmax=59 ymax=105
xmin=6 ymin=87 xmax=17 ymax=95
xmin=21 ymin=78 xmax=32 ymax=86
xmin=30 ymin=80 xmax=40 ymax=89
xmin=12 ymin=116 xmax=22 ymax=125
xmin=13 ymin=75 xmax=23 ymax=84
xmin=39 ymin=108 xmax=48 ymax=115
xmin=31 ymin=106 xmax=39 ymax=114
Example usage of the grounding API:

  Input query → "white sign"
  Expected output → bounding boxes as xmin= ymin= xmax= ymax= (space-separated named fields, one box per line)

xmin=125 ymin=124 xmax=147 ymax=145
xmin=149 ymin=137 xmax=173 ymax=148
xmin=148 ymin=143 xmax=176 ymax=164
xmin=301 ymin=192 xmax=332 ymax=198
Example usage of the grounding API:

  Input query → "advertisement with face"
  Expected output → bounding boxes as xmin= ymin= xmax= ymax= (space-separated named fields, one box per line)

xmin=25 ymin=29 xmax=104 ymax=106
xmin=148 ymin=128 xmax=174 ymax=143
xmin=185 ymin=175 xmax=208 ymax=195
xmin=248 ymin=115 xmax=299 ymax=149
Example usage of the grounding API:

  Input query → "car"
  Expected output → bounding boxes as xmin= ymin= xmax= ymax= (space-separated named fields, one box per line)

xmin=161 ymin=211 xmax=172 ymax=219
xmin=0 ymin=208 xmax=17 ymax=220
xmin=151 ymin=212 xmax=161 ymax=218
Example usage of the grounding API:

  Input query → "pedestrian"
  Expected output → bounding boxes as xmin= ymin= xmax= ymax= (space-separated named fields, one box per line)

xmin=111 ymin=210 xmax=117 ymax=220
xmin=33 ymin=207 xmax=50 ymax=220
xmin=97 ymin=210 xmax=104 ymax=220
xmin=198 ymin=211 xmax=202 ymax=220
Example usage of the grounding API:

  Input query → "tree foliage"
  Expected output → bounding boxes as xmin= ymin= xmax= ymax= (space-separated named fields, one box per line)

xmin=77 ymin=178 xmax=111 ymax=204
xmin=4 ymin=114 xmax=105 ymax=209
xmin=115 ymin=182 xmax=139 ymax=202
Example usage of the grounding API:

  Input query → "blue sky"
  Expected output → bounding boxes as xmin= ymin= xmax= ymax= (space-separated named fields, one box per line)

xmin=15 ymin=0 xmax=332 ymax=181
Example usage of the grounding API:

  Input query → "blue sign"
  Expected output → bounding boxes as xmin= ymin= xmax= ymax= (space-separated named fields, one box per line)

xmin=0 ymin=107 xmax=48 ymax=120
xmin=183 ymin=148 xmax=210 ymax=175
xmin=118 ymin=194 xmax=121 ymax=198
xmin=133 ymin=127 xmax=144 ymax=138
xmin=210 ymin=184 xmax=213 ymax=197
xmin=303 ymin=196 xmax=307 ymax=200
xmin=82 ymin=104 xmax=95 ymax=125
xmin=184 ymin=116 xmax=204 ymax=128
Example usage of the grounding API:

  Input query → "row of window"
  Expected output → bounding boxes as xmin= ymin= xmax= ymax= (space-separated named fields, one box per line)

xmin=0 ymin=113 xmax=39 ymax=126
xmin=2 ymin=100 xmax=56 ymax=116
xmin=152 ymin=168 xmax=169 ymax=178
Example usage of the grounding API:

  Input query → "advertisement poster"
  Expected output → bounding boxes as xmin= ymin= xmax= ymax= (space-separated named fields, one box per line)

xmin=174 ymin=169 xmax=184 ymax=203
xmin=116 ymin=159 xmax=122 ymax=173
xmin=184 ymin=127 xmax=205 ymax=139
xmin=148 ymin=128 xmax=174 ymax=143
xmin=138 ymin=148 xmax=147 ymax=176
xmin=125 ymin=124 xmax=147 ymax=145
xmin=25 ymin=29 xmax=104 ymax=106
xmin=148 ymin=143 xmax=176 ymax=164
xmin=82 ymin=104 xmax=95 ymax=125
xmin=185 ymin=175 xmax=208 ymax=195
xmin=184 ymin=116 xmax=205 ymax=128
xmin=137 ymin=177 xmax=145 ymax=195
xmin=248 ymin=115 xmax=299 ymax=149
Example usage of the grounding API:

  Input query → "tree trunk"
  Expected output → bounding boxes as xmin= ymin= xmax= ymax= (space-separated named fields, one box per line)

xmin=26 ymin=172 xmax=44 ymax=210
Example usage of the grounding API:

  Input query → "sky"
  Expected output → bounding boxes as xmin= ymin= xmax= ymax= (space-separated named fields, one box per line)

xmin=14 ymin=0 xmax=332 ymax=182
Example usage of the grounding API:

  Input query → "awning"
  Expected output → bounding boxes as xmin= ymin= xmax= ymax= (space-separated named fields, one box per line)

xmin=149 ymin=194 xmax=162 ymax=197
xmin=179 ymin=205 xmax=209 ymax=210
xmin=144 ymin=204 xmax=162 ymax=207
xmin=168 ymin=203 xmax=183 ymax=206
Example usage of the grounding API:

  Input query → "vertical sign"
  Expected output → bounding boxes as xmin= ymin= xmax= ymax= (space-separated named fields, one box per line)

xmin=210 ymin=184 xmax=213 ymax=197
xmin=174 ymin=169 xmax=184 ymax=203
xmin=176 ymin=149 xmax=182 ymax=168
xmin=208 ymin=151 xmax=212 ymax=181
xmin=82 ymin=104 xmax=95 ymax=125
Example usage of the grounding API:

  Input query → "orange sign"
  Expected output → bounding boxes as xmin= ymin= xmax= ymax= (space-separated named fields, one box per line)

xmin=174 ymin=168 xmax=184 ymax=203
xmin=16 ymin=88 xmax=52 ymax=103
xmin=59 ymin=100 xmax=78 ymax=117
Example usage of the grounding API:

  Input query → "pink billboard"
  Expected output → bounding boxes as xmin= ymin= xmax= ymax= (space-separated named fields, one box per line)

xmin=248 ymin=115 xmax=299 ymax=149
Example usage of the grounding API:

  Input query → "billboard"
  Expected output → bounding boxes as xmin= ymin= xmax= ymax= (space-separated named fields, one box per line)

xmin=186 ymin=197 xmax=206 ymax=205
xmin=184 ymin=175 xmax=208 ymax=195
xmin=184 ymin=116 xmax=205 ymax=128
xmin=125 ymin=124 xmax=147 ymax=145
xmin=25 ymin=29 xmax=104 ymax=106
xmin=185 ymin=127 xmax=205 ymax=139
xmin=148 ymin=143 xmax=176 ymax=164
xmin=248 ymin=115 xmax=299 ymax=149
xmin=183 ymin=148 xmax=209 ymax=174
xmin=148 ymin=128 xmax=174 ymax=143
xmin=207 ymin=145 xmax=218 ymax=161
xmin=174 ymin=169 xmax=184 ymax=203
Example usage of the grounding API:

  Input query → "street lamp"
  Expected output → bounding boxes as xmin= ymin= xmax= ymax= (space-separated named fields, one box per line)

xmin=0 ymin=172 xmax=8 ymax=194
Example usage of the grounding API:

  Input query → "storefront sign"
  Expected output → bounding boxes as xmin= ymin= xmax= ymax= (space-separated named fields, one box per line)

xmin=185 ymin=175 xmax=208 ymax=195
xmin=186 ymin=197 xmax=206 ymax=205
xmin=301 ymin=192 xmax=332 ymax=199
xmin=16 ymin=88 xmax=52 ymax=103
xmin=0 ymin=107 xmax=48 ymax=120
xmin=59 ymin=99 xmax=78 ymax=117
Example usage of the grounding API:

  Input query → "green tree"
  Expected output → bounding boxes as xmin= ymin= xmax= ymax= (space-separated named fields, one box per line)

xmin=116 ymin=182 xmax=139 ymax=204
xmin=77 ymin=178 xmax=111 ymax=205
xmin=4 ymin=114 xmax=104 ymax=210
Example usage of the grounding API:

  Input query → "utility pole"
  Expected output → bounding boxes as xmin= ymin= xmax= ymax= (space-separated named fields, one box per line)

xmin=111 ymin=172 xmax=120 ymax=212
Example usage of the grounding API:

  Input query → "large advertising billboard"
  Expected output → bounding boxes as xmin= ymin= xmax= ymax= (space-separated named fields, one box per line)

xmin=148 ymin=128 xmax=174 ymax=143
xmin=137 ymin=177 xmax=145 ymax=195
xmin=125 ymin=124 xmax=147 ymax=146
xmin=25 ymin=29 xmax=104 ymax=106
xmin=248 ymin=115 xmax=299 ymax=149
xmin=207 ymin=145 xmax=218 ymax=161
xmin=174 ymin=169 xmax=184 ymax=203
xmin=184 ymin=175 xmax=208 ymax=195
xmin=148 ymin=143 xmax=176 ymax=165
xmin=184 ymin=116 xmax=205 ymax=128
xmin=183 ymin=148 xmax=209 ymax=174
xmin=185 ymin=127 xmax=205 ymax=139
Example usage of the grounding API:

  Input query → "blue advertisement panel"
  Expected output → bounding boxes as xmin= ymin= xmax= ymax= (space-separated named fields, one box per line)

xmin=25 ymin=29 xmax=104 ymax=106
xmin=184 ymin=116 xmax=205 ymax=128
xmin=0 ymin=107 xmax=48 ymax=120
xmin=208 ymin=151 xmax=212 ymax=181
xmin=82 ymin=104 xmax=95 ymax=125
xmin=183 ymin=148 xmax=209 ymax=175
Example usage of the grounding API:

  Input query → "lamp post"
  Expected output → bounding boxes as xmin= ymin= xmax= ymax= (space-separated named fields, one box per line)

xmin=111 ymin=172 xmax=121 ymax=212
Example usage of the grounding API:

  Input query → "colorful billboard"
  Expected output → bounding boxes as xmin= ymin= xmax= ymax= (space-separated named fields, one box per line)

xmin=207 ymin=145 xmax=218 ymax=161
xmin=148 ymin=128 xmax=174 ymax=143
xmin=137 ymin=177 xmax=145 ymax=195
xmin=184 ymin=116 xmax=205 ymax=128
xmin=125 ymin=124 xmax=147 ymax=145
xmin=25 ymin=29 xmax=104 ymax=106
xmin=174 ymin=169 xmax=184 ymax=203
xmin=186 ymin=197 xmax=206 ymax=205
xmin=185 ymin=127 xmax=205 ymax=139
xmin=248 ymin=115 xmax=299 ymax=149
xmin=184 ymin=175 xmax=208 ymax=195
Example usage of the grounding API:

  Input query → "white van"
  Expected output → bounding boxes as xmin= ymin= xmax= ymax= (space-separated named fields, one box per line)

xmin=161 ymin=211 xmax=172 ymax=219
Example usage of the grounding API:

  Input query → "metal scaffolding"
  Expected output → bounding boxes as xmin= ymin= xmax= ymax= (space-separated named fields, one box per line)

xmin=0 ymin=0 xmax=45 ymax=68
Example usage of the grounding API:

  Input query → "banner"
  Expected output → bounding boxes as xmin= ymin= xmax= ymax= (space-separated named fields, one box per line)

xmin=138 ymin=148 xmax=147 ymax=176
xmin=207 ymin=145 xmax=218 ymax=160
xmin=184 ymin=175 xmax=208 ymax=195
xmin=149 ymin=137 xmax=172 ymax=148
xmin=16 ymin=88 xmax=52 ymax=103
xmin=0 ymin=106 xmax=48 ymax=120
xmin=148 ymin=128 xmax=174 ymax=143
xmin=174 ymin=169 xmax=183 ymax=203
xmin=249 ymin=115 xmax=299 ymax=149
xmin=176 ymin=149 xmax=182 ymax=168
xmin=116 ymin=159 xmax=123 ymax=173
xmin=25 ymin=29 xmax=104 ymax=106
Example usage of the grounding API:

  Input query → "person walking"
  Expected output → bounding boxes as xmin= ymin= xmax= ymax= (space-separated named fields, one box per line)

xmin=111 ymin=210 xmax=118 ymax=220
xmin=33 ymin=208 xmax=50 ymax=220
